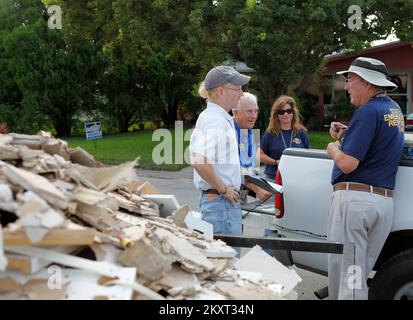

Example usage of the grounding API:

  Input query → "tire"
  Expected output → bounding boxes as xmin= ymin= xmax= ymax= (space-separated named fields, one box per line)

xmin=369 ymin=249 xmax=413 ymax=300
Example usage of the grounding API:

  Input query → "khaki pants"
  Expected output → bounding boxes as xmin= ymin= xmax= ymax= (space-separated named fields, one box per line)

xmin=327 ymin=189 xmax=393 ymax=300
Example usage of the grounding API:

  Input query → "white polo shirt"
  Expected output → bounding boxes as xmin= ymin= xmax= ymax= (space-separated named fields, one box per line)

xmin=189 ymin=102 xmax=241 ymax=191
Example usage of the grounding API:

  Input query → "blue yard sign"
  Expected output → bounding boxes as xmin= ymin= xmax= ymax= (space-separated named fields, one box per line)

xmin=85 ymin=121 xmax=102 ymax=141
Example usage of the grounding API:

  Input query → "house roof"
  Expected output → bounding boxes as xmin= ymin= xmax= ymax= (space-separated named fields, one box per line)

xmin=325 ymin=41 xmax=413 ymax=74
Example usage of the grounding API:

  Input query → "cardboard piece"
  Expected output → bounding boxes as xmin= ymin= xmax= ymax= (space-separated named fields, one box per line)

xmin=234 ymin=245 xmax=301 ymax=295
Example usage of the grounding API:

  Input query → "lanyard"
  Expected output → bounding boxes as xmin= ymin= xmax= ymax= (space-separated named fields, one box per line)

xmin=234 ymin=121 xmax=253 ymax=168
xmin=281 ymin=130 xmax=293 ymax=149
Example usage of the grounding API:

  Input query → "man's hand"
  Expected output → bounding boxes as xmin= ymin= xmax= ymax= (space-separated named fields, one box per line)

xmin=256 ymin=189 xmax=272 ymax=201
xmin=327 ymin=141 xmax=359 ymax=174
xmin=222 ymin=185 xmax=240 ymax=206
xmin=329 ymin=122 xmax=347 ymax=140
xmin=327 ymin=141 xmax=340 ymax=158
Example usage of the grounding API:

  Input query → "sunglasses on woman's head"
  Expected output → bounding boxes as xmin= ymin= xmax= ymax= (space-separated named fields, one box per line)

xmin=277 ymin=109 xmax=293 ymax=115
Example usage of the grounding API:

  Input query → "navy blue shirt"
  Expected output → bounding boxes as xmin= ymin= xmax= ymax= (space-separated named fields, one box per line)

xmin=261 ymin=129 xmax=310 ymax=178
xmin=332 ymin=96 xmax=404 ymax=189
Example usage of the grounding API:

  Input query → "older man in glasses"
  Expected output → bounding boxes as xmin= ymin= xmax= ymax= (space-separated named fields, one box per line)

xmin=326 ymin=57 xmax=404 ymax=300
xmin=232 ymin=92 xmax=271 ymax=201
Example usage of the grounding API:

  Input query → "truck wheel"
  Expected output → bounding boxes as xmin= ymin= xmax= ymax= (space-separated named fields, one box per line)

xmin=369 ymin=249 xmax=413 ymax=300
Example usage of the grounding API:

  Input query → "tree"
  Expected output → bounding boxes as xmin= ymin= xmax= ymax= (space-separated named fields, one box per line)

xmin=224 ymin=0 xmax=413 ymax=129
xmin=0 ymin=0 xmax=103 ymax=136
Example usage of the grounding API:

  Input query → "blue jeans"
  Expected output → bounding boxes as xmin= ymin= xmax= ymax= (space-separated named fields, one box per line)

xmin=199 ymin=193 xmax=242 ymax=256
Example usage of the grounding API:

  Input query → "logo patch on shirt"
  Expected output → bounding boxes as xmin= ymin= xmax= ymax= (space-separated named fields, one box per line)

xmin=292 ymin=137 xmax=302 ymax=144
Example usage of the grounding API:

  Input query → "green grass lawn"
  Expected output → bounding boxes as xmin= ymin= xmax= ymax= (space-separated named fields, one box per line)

xmin=308 ymin=130 xmax=334 ymax=149
xmin=65 ymin=130 xmax=332 ymax=170
xmin=65 ymin=130 xmax=190 ymax=171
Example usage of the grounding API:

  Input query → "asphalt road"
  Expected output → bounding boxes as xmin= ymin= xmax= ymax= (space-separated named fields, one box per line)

xmin=137 ymin=166 xmax=328 ymax=300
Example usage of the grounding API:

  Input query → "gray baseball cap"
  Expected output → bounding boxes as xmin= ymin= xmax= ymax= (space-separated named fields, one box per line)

xmin=204 ymin=66 xmax=251 ymax=90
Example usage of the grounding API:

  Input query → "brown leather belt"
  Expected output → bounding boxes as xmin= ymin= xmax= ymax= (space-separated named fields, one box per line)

xmin=203 ymin=189 xmax=220 ymax=195
xmin=333 ymin=182 xmax=393 ymax=198
xmin=202 ymin=189 xmax=240 ymax=195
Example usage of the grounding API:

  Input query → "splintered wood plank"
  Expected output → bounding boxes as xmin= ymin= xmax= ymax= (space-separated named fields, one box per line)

xmin=3 ymin=228 xmax=96 ymax=246
xmin=6 ymin=257 xmax=32 ymax=275
xmin=6 ymin=246 xmax=78 ymax=275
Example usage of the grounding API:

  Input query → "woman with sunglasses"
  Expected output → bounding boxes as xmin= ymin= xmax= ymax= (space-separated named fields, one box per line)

xmin=259 ymin=95 xmax=310 ymax=181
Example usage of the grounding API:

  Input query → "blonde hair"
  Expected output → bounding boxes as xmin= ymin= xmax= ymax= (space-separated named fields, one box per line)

xmin=267 ymin=95 xmax=306 ymax=135
xmin=198 ymin=81 xmax=219 ymax=100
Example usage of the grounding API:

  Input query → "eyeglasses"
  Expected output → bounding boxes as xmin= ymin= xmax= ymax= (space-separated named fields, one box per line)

xmin=345 ymin=78 xmax=363 ymax=85
xmin=223 ymin=86 xmax=242 ymax=92
xmin=277 ymin=109 xmax=293 ymax=115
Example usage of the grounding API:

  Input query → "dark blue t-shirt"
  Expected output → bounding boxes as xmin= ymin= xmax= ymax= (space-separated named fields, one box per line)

xmin=331 ymin=96 xmax=404 ymax=189
xmin=261 ymin=129 xmax=310 ymax=178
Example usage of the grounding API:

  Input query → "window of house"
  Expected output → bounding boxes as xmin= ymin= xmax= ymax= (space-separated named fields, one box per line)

xmin=387 ymin=73 xmax=409 ymax=115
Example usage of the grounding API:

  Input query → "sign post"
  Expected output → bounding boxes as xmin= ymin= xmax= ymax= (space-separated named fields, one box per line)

xmin=85 ymin=121 xmax=102 ymax=149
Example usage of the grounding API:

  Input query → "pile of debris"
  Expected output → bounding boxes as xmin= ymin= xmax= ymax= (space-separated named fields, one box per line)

xmin=0 ymin=132 xmax=301 ymax=300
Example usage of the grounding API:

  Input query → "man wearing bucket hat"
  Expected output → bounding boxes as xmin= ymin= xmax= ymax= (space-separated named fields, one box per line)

xmin=189 ymin=66 xmax=250 ymax=245
xmin=326 ymin=57 xmax=405 ymax=299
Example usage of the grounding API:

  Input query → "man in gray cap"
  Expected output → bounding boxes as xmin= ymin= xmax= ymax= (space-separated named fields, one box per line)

xmin=189 ymin=66 xmax=250 ymax=247
xmin=326 ymin=57 xmax=404 ymax=299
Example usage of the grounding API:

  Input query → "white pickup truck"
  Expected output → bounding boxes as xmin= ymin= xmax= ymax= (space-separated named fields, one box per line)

xmin=262 ymin=133 xmax=413 ymax=299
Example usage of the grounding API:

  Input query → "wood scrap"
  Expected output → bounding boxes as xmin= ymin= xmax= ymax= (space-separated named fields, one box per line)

xmin=108 ymin=192 xmax=159 ymax=216
xmin=0 ymin=132 xmax=300 ymax=300
xmin=3 ymin=227 xmax=96 ymax=246
xmin=0 ymin=276 xmax=69 ymax=300
xmin=6 ymin=245 xmax=78 ymax=275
